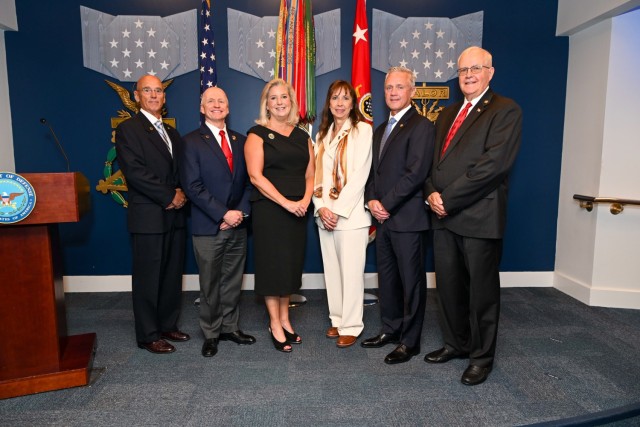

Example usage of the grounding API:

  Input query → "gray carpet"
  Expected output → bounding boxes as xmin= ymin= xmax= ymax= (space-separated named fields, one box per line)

xmin=1 ymin=287 xmax=639 ymax=426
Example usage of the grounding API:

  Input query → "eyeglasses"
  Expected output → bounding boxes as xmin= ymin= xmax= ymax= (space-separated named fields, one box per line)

xmin=457 ymin=65 xmax=491 ymax=76
xmin=139 ymin=87 xmax=164 ymax=94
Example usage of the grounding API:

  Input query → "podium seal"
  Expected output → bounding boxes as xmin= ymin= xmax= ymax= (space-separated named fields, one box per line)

xmin=0 ymin=172 xmax=37 ymax=224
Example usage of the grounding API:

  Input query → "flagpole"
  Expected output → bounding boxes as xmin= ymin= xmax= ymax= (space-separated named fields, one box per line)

xmin=351 ymin=0 xmax=377 ymax=306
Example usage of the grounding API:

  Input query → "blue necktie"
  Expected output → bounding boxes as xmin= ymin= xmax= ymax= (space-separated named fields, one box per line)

xmin=379 ymin=117 xmax=396 ymax=158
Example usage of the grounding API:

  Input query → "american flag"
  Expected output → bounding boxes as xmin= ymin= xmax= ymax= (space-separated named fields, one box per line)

xmin=200 ymin=0 xmax=217 ymax=91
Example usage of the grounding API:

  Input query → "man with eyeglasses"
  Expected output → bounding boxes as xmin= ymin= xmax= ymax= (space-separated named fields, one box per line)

xmin=116 ymin=74 xmax=190 ymax=354
xmin=424 ymin=47 xmax=522 ymax=385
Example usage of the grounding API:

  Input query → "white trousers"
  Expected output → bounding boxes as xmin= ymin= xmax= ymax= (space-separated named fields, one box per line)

xmin=318 ymin=226 xmax=369 ymax=337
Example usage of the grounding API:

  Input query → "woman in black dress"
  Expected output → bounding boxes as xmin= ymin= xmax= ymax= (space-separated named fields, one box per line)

xmin=245 ymin=79 xmax=314 ymax=352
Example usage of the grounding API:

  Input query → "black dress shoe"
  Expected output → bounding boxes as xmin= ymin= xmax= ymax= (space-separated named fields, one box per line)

xmin=360 ymin=333 xmax=400 ymax=348
xmin=160 ymin=330 xmax=190 ymax=342
xmin=461 ymin=364 xmax=492 ymax=385
xmin=202 ymin=338 xmax=218 ymax=357
xmin=219 ymin=330 xmax=256 ymax=345
xmin=424 ymin=347 xmax=468 ymax=364
xmin=384 ymin=344 xmax=420 ymax=364
xmin=138 ymin=339 xmax=176 ymax=354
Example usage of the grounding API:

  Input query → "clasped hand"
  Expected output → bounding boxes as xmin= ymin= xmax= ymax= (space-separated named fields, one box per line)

xmin=166 ymin=188 xmax=187 ymax=210
xmin=318 ymin=207 xmax=338 ymax=231
xmin=220 ymin=210 xmax=244 ymax=230
xmin=284 ymin=199 xmax=309 ymax=217
xmin=368 ymin=200 xmax=390 ymax=223
xmin=427 ymin=192 xmax=448 ymax=218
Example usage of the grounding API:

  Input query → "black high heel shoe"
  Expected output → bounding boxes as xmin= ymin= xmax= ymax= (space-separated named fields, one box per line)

xmin=283 ymin=328 xmax=302 ymax=344
xmin=269 ymin=328 xmax=292 ymax=353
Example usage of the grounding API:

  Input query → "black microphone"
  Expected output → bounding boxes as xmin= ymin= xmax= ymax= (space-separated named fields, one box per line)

xmin=40 ymin=118 xmax=70 ymax=172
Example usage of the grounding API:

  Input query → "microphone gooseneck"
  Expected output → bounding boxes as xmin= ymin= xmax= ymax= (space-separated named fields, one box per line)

xmin=39 ymin=118 xmax=71 ymax=173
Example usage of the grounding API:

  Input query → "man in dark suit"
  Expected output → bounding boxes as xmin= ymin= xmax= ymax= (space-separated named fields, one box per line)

xmin=424 ymin=46 xmax=522 ymax=385
xmin=116 ymin=74 xmax=190 ymax=354
xmin=181 ymin=87 xmax=255 ymax=357
xmin=362 ymin=67 xmax=435 ymax=364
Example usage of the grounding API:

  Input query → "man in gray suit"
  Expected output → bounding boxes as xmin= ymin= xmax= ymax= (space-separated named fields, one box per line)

xmin=181 ymin=87 xmax=255 ymax=357
xmin=424 ymin=47 xmax=522 ymax=385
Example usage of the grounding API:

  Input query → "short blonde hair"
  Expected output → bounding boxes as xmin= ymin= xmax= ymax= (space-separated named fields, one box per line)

xmin=255 ymin=79 xmax=300 ymax=126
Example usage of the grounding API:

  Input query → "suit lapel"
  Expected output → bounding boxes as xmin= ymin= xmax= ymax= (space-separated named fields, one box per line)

xmin=137 ymin=113 xmax=173 ymax=162
xmin=228 ymin=130 xmax=242 ymax=177
xmin=378 ymin=109 xmax=415 ymax=162
xmin=439 ymin=90 xmax=494 ymax=163
xmin=200 ymin=124 xmax=233 ymax=176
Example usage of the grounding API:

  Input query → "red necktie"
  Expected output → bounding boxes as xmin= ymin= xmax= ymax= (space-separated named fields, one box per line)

xmin=441 ymin=102 xmax=472 ymax=157
xmin=219 ymin=130 xmax=233 ymax=172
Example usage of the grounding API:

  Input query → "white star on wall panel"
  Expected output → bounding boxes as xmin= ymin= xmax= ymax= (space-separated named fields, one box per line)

xmin=372 ymin=10 xmax=483 ymax=83
xmin=227 ymin=8 xmax=340 ymax=82
xmin=80 ymin=6 xmax=198 ymax=82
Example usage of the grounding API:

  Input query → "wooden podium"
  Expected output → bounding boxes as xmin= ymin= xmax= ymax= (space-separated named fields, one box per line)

xmin=0 ymin=172 xmax=96 ymax=399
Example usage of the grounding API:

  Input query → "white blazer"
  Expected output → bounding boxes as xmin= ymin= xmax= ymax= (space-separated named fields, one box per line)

xmin=313 ymin=119 xmax=373 ymax=230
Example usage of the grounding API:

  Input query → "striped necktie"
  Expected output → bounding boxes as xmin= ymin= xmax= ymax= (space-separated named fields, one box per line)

xmin=154 ymin=120 xmax=172 ymax=156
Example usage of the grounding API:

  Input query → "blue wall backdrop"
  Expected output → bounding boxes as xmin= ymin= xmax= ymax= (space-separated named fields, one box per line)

xmin=6 ymin=0 xmax=567 ymax=277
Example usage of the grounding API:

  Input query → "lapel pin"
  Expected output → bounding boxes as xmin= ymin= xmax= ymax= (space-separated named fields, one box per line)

xmin=204 ymin=134 xmax=210 ymax=139
xmin=268 ymin=133 xmax=275 ymax=140
xmin=483 ymin=100 xmax=489 ymax=104
xmin=232 ymin=135 xmax=237 ymax=141
xmin=477 ymin=108 xmax=481 ymax=113
xmin=399 ymin=124 xmax=404 ymax=128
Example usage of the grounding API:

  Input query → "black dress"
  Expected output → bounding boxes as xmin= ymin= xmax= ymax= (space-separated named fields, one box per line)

xmin=248 ymin=125 xmax=310 ymax=296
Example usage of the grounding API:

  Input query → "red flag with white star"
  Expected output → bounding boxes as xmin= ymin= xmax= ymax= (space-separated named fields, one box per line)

xmin=352 ymin=0 xmax=372 ymax=125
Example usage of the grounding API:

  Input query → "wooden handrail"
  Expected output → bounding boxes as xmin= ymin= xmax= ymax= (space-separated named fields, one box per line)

xmin=573 ymin=194 xmax=640 ymax=215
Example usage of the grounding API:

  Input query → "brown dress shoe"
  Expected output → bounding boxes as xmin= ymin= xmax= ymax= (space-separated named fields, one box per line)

xmin=326 ymin=327 xmax=339 ymax=338
xmin=336 ymin=335 xmax=357 ymax=348
xmin=161 ymin=331 xmax=191 ymax=342
xmin=138 ymin=339 xmax=176 ymax=354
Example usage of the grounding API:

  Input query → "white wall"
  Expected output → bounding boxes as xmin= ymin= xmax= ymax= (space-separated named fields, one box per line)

xmin=555 ymin=8 xmax=640 ymax=308
xmin=591 ymin=10 xmax=640 ymax=305
xmin=556 ymin=0 xmax=640 ymax=36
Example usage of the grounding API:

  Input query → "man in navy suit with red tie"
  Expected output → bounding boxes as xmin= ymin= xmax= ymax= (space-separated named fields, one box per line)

xmin=424 ymin=47 xmax=522 ymax=385
xmin=181 ymin=87 xmax=255 ymax=358
xmin=116 ymin=74 xmax=190 ymax=354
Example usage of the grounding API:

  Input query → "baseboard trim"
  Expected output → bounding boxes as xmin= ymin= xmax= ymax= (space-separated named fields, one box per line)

xmin=554 ymin=271 xmax=640 ymax=309
xmin=63 ymin=271 xmax=554 ymax=293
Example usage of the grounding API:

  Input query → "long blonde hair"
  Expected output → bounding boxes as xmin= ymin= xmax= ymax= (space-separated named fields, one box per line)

xmin=255 ymin=79 xmax=300 ymax=126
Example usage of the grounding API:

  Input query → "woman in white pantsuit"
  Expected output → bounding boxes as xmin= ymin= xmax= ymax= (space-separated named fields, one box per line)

xmin=313 ymin=80 xmax=373 ymax=348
